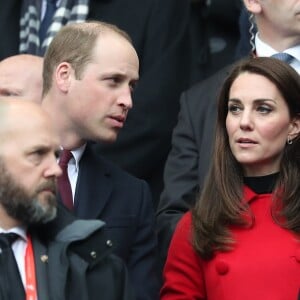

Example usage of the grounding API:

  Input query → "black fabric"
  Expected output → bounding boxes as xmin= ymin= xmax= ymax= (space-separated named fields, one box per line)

xmin=73 ymin=144 xmax=159 ymax=300
xmin=0 ymin=233 xmax=25 ymax=300
xmin=244 ymin=173 xmax=279 ymax=194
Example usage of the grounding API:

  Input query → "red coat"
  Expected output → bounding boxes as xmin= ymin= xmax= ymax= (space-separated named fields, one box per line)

xmin=161 ymin=186 xmax=300 ymax=299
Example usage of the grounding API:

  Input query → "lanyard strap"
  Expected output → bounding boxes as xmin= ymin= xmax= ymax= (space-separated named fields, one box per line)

xmin=25 ymin=235 xmax=38 ymax=300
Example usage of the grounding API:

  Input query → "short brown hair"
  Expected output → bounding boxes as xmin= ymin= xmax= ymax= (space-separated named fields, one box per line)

xmin=42 ymin=21 xmax=132 ymax=96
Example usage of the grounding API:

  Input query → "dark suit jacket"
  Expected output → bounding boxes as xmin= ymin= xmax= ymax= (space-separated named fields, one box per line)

xmin=73 ymin=144 xmax=159 ymax=300
xmin=156 ymin=63 xmax=235 ymax=276
xmin=0 ymin=0 xmax=192 ymax=208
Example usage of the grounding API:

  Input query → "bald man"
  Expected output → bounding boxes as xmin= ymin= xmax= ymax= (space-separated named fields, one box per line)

xmin=0 ymin=99 xmax=134 ymax=299
xmin=0 ymin=54 xmax=43 ymax=103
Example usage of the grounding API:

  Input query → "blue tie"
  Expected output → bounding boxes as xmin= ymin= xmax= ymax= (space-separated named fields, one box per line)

xmin=39 ymin=0 xmax=57 ymax=43
xmin=271 ymin=53 xmax=294 ymax=64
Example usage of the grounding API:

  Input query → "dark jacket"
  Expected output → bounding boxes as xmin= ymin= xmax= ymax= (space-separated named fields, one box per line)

xmin=32 ymin=204 xmax=135 ymax=300
xmin=72 ymin=144 xmax=159 ymax=300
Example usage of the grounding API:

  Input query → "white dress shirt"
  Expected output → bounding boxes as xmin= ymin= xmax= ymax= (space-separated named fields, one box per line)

xmin=67 ymin=144 xmax=86 ymax=202
xmin=255 ymin=34 xmax=300 ymax=74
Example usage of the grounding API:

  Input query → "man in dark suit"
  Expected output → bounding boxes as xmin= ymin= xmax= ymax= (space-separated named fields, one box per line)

xmin=0 ymin=0 xmax=192 ymax=208
xmin=0 ymin=99 xmax=134 ymax=300
xmin=157 ymin=0 xmax=300 ymax=275
xmin=42 ymin=21 xmax=158 ymax=300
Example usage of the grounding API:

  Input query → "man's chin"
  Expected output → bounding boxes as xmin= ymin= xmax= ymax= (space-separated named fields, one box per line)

xmin=37 ymin=191 xmax=57 ymax=205
xmin=30 ymin=202 xmax=57 ymax=224
xmin=29 ymin=194 xmax=57 ymax=224
xmin=40 ymin=206 xmax=57 ymax=224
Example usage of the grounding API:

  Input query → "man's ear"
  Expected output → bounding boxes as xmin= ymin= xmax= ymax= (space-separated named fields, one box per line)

xmin=243 ymin=0 xmax=262 ymax=14
xmin=55 ymin=62 xmax=73 ymax=93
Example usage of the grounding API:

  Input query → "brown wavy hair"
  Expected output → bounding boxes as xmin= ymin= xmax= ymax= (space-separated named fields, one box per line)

xmin=192 ymin=57 xmax=300 ymax=259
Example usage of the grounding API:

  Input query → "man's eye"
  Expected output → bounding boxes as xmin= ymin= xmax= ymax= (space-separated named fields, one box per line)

xmin=108 ymin=77 xmax=121 ymax=85
xmin=0 ymin=90 xmax=18 ymax=97
xmin=29 ymin=148 xmax=47 ymax=159
xmin=55 ymin=149 xmax=62 ymax=159
xmin=129 ymin=82 xmax=137 ymax=93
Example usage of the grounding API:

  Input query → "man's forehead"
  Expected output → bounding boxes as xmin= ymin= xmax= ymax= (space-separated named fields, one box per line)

xmin=0 ymin=100 xmax=51 ymax=134
xmin=0 ymin=68 xmax=26 ymax=88
xmin=3 ymin=129 xmax=60 ymax=153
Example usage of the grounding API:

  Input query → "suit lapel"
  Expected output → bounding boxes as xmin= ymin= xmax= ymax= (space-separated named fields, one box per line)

xmin=74 ymin=144 xmax=113 ymax=219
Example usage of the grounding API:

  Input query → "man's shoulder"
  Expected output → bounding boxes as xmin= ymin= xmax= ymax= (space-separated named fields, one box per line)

xmin=185 ymin=63 xmax=235 ymax=98
xmin=84 ymin=143 xmax=148 ymax=186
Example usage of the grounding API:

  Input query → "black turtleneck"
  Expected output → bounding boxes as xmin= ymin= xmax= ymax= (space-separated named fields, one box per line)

xmin=244 ymin=173 xmax=279 ymax=194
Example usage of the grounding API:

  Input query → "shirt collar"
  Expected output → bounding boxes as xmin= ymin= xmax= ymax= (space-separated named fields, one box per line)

xmin=255 ymin=33 xmax=300 ymax=74
xmin=69 ymin=143 xmax=86 ymax=170
xmin=0 ymin=226 xmax=27 ymax=242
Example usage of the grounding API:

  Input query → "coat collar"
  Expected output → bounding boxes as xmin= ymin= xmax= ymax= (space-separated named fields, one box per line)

xmin=74 ymin=143 xmax=113 ymax=219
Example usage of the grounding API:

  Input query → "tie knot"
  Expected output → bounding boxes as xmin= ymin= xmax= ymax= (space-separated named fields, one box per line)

xmin=0 ymin=233 xmax=19 ymax=246
xmin=271 ymin=53 xmax=294 ymax=64
xmin=59 ymin=150 xmax=73 ymax=166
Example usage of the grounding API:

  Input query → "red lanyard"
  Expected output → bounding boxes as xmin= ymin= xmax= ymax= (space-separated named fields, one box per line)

xmin=25 ymin=235 xmax=38 ymax=300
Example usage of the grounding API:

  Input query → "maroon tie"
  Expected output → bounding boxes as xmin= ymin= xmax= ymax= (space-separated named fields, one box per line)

xmin=58 ymin=150 xmax=74 ymax=210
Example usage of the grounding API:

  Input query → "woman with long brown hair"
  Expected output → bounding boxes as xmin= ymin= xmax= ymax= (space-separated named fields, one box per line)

xmin=161 ymin=57 xmax=300 ymax=300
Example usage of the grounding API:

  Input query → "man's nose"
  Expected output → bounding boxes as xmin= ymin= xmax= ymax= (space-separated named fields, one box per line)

xmin=119 ymin=87 xmax=133 ymax=110
xmin=45 ymin=158 xmax=63 ymax=178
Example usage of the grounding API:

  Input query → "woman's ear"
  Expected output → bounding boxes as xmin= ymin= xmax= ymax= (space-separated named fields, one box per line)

xmin=288 ymin=115 xmax=300 ymax=140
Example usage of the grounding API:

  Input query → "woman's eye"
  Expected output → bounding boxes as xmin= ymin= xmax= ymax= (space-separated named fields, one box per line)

xmin=257 ymin=106 xmax=272 ymax=114
xmin=228 ymin=104 xmax=241 ymax=113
